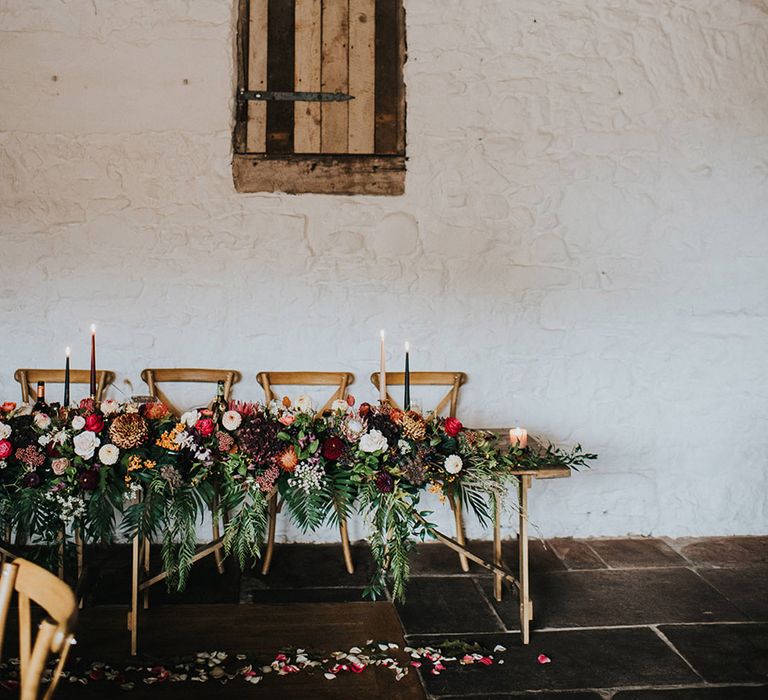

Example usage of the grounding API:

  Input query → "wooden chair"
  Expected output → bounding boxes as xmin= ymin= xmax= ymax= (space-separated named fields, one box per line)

xmin=139 ymin=368 xmax=241 ymax=418
xmin=137 ymin=369 xmax=242 ymax=597
xmin=256 ymin=371 xmax=355 ymax=576
xmin=0 ymin=558 xmax=78 ymax=700
xmin=14 ymin=369 xmax=115 ymax=404
xmin=371 ymin=371 xmax=471 ymax=571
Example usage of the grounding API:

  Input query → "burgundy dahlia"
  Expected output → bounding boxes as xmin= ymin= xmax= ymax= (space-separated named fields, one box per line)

xmin=23 ymin=472 xmax=41 ymax=488
xmin=375 ymin=470 xmax=394 ymax=494
xmin=78 ymin=469 xmax=99 ymax=491
xmin=321 ymin=437 xmax=344 ymax=461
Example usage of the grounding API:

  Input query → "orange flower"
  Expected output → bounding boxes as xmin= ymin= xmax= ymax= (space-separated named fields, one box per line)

xmin=278 ymin=446 xmax=298 ymax=472
xmin=389 ymin=408 xmax=404 ymax=425
xmin=282 ymin=396 xmax=292 ymax=408
xmin=143 ymin=401 xmax=170 ymax=420
xmin=1 ymin=402 xmax=16 ymax=413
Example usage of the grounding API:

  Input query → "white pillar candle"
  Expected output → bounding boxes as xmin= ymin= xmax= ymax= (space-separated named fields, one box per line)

xmin=509 ymin=427 xmax=528 ymax=448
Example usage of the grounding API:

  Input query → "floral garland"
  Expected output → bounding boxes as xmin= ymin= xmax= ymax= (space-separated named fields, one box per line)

xmin=0 ymin=397 xmax=596 ymax=599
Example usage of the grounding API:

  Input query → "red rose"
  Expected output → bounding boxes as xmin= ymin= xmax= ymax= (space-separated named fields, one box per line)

xmin=359 ymin=402 xmax=371 ymax=417
xmin=1 ymin=402 xmax=16 ymax=413
xmin=195 ymin=418 xmax=215 ymax=437
xmin=78 ymin=469 xmax=99 ymax=491
xmin=346 ymin=394 xmax=355 ymax=407
xmin=444 ymin=417 xmax=463 ymax=437
xmin=321 ymin=437 xmax=345 ymax=461
xmin=85 ymin=414 xmax=105 ymax=433
xmin=0 ymin=440 xmax=12 ymax=459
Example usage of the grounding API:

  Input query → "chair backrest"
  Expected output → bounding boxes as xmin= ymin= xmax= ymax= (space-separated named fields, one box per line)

xmin=370 ymin=371 xmax=467 ymax=417
xmin=14 ymin=369 xmax=115 ymax=404
xmin=140 ymin=368 xmax=242 ymax=418
xmin=0 ymin=558 xmax=77 ymax=700
xmin=256 ymin=372 xmax=354 ymax=414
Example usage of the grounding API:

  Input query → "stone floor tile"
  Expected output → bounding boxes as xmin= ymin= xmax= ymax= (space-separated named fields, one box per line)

xmin=548 ymin=538 xmax=607 ymax=570
xmin=240 ymin=543 xmax=376 ymax=589
xmin=678 ymin=537 xmax=768 ymax=567
xmin=659 ymin=623 xmax=768 ymax=683
xmin=588 ymin=539 xmax=686 ymax=568
xmin=244 ymin=586 xmax=368 ymax=604
xmin=395 ymin=577 xmax=504 ymax=635
xmin=408 ymin=628 xmax=699 ymax=695
xmin=410 ymin=540 xmax=565 ymax=577
xmin=481 ymin=568 xmax=745 ymax=629
xmin=696 ymin=566 xmax=768 ymax=621
xmin=613 ymin=687 xmax=768 ymax=699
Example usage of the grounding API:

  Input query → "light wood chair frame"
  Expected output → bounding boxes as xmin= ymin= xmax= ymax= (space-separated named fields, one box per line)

xmin=256 ymin=371 xmax=356 ymax=576
xmin=0 ymin=557 xmax=78 ymax=700
xmin=126 ymin=368 xmax=242 ymax=655
xmin=371 ymin=371 xmax=471 ymax=571
xmin=14 ymin=368 xmax=115 ymax=404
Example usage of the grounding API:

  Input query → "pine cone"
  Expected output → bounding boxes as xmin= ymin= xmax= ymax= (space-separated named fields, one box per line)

xmin=109 ymin=413 xmax=149 ymax=449
xmin=401 ymin=410 xmax=427 ymax=442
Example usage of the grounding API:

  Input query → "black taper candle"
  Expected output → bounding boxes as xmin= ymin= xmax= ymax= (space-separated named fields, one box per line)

xmin=404 ymin=342 xmax=411 ymax=411
xmin=64 ymin=347 xmax=71 ymax=407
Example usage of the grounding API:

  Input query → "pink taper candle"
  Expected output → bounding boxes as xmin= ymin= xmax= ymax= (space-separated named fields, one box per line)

xmin=379 ymin=329 xmax=387 ymax=403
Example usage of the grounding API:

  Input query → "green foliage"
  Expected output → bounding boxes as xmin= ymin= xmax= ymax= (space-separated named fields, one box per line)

xmin=223 ymin=489 xmax=268 ymax=569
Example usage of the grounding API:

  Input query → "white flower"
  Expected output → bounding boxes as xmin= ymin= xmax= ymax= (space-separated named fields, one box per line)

xmin=180 ymin=409 xmax=200 ymax=427
xmin=330 ymin=399 xmax=349 ymax=413
xmin=222 ymin=410 xmax=242 ymax=432
xmin=444 ymin=454 xmax=463 ymax=475
xmin=33 ymin=412 xmax=51 ymax=430
xmin=125 ymin=403 xmax=140 ymax=414
xmin=398 ymin=439 xmax=412 ymax=455
xmin=294 ymin=394 xmax=313 ymax=413
xmin=73 ymin=431 xmax=100 ymax=460
xmin=287 ymin=462 xmax=326 ymax=494
xmin=100 ymin=399 xmax=120 ymax=416
xmin=15 ymin=404 xmax=33 ymax=417
xmin=359 ymin=429 xmax=389 ymax=453
xmin=0 ymin=423 xmax=10 ymax=440
xmin=98 ymin=444 xmax=119 ymax=465
xmin=71 ymin=415 xmax=86 ymax=431
xmin=345 ymin=418 xmax=365 ymax=436
xmin=38 ymin=434 xmax=52 ymax=446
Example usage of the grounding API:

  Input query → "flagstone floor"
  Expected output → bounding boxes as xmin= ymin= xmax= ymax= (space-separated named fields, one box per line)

xmin=81 ymin=536 xmax=768 ymax=699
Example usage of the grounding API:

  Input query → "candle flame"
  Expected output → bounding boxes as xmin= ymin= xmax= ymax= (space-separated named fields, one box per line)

xmin=90 ymin=323 xmax=96 ymax=334
xmin=380 ymin=329 xmax=386 ymax=341
xmin=404 ymin=341 xmax=410 ymax=352
xmin=65 ymin=346 xmax=71 ymax=357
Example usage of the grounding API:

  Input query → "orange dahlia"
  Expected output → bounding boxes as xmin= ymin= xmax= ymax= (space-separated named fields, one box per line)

xmin=279 ymin=446 xmax=298 ymax=472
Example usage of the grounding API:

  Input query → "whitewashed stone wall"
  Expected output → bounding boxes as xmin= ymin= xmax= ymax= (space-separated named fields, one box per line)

xmin=1 ymin=0 xmax=767 ymax=541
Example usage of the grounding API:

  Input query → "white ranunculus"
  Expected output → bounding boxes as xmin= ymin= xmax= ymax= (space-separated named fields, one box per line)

xmin=444 ymin=454 xmax=463 ymax=475
xmin=71 ymin=415 xmax=86 ymax=431
xmin=33 ymin=412 xmax=51 ymax=429
xmin=330 ymin=399 xmax=349 ymax=413
xmin=359 ymin=429 xmax=389 ymax=453
xmin=73 ymin=431 xmax=100 ymax=460
xmin=294 ymin=394 xmax=313 ymax=412
xmin=180 ymin=409 xmax=200 ymax=427
xmin=98 ymin=443 xmax=120 ymax=465
xmin=221 ymin=410 xmax=242 ymax=432
xmin=100 ymin=399 xmax=120 ymax=416
xmin=0 ymin=423 xmax=10 ymax=440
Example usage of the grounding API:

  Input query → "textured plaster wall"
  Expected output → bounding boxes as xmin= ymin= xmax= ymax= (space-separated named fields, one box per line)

xmin=1 ymin=0 xmax=767 ymax=541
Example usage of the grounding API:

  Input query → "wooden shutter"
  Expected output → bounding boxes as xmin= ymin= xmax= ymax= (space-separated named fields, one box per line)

xmin=233 ymin=0 xmax=406 ymax=195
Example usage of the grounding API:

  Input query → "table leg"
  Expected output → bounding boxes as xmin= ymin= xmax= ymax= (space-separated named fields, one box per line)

xmin=212 ymin=492 xmax=225 ymax=575
xmin=518 ymin=475 xmax=533 ymax=644
xmin=142 ymin=537 xmax=150 ymax=610
xmin=339 ymin=513 xmax=354 ymax=574
xmin=448 ymin=493 xmax=470 ymax=572
xmin=493 ymin=491 xmax=502 ymax=601
xmin=261 ymin=493 xmax=278 ymax=575
xmin=129 ymin=533 xmax=139 ymax=656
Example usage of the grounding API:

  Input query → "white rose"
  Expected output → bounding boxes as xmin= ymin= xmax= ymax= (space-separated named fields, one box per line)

xmin=444 ymin=454 xmax=463 ymax=475
xmin=180 ymin=409 xmax=200 ymax=427
xmin=71 ymin=416 xmax=86 ymax=431
xmin=0 ymin=423 xmax=11 ymax=440
xmin=38 ymin=434 xmax=52 ymax=446
xmin=359 ymin=429 xmax=389 ymax=453
xmin=98 ymin=444 xmax=120 ymax=465
xmin=294 ymin=394 xmax=313 ymax=412
xmin=221 ymin=410 xmax=242 ymax=431
xmin=73 ymin=431 xmax=100 ymax=460
xmin=33 ymin=412 xmax=51 ymax=429
xmin=330 ymin=399 xmax=349 ymax=413
xmin=100 ymin=399 xmax=120 ymax=416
